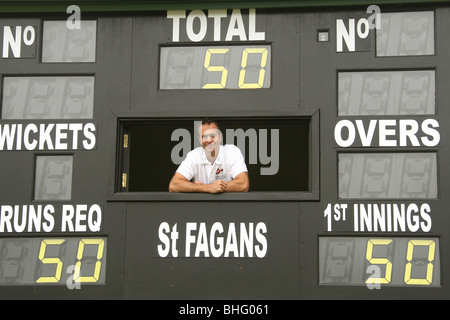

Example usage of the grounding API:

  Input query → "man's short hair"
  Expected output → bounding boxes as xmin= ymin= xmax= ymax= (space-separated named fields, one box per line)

xmin=196 ymin=118 xmax=221 ymax=136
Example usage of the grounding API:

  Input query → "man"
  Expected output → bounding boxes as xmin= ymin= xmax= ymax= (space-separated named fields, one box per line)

xmin=169 ymin=119 xmax=249 ymax=193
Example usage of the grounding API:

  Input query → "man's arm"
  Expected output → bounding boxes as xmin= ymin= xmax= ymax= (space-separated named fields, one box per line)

xmin=169 ymin=173 xmax=227 ymax=193
xmin=225 ymin=172 xmax=249 ymax=192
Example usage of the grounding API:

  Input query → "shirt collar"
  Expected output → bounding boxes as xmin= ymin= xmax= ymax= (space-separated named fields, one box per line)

xmin=200 ymin=145 xmax=222 ymax=165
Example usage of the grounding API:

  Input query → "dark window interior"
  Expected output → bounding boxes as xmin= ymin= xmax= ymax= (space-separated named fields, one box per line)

xmin=120 ymin=118 xmax=310 ymax=192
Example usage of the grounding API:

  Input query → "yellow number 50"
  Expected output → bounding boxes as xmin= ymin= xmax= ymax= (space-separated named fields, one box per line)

xmin=35 ymin=238 xmax=105 ymax=284
xmin=202 ymin=47 xmax=268 ymax=89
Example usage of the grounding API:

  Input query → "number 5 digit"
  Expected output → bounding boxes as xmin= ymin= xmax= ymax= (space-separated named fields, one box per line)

xmin=202 ymin=48 xmax=229 ymax=89
xmin=365 ymin=239 xmax=393 ymax=285
xmin=36 ymin=239 xmax=65 ymax=283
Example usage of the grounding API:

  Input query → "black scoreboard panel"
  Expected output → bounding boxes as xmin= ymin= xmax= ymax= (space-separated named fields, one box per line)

xmin=0 ymin=3 xmax=449 ymax=300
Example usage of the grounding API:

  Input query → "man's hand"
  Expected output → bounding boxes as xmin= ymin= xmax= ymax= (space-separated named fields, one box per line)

xmin=170 ymin=174 xmax=229 ymax=193
xmin=170 ymin=173 xmax=247 ymax=193
xmin=206 ymin=180 xmax=228 ymax=193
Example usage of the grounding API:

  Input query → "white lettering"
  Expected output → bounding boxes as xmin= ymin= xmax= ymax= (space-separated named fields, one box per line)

xmin=13 ymin=206 xmax=27 ymax=233
xmin=158 ymin=222 xmax=171 ymax=257
xmin=224 ymin=223 xmax=239 ymax=257
xmin=353 ymin=203 xmax=433 ymax=233
xmin=0 ymin=124 xmax=16 ymax=150
xmin=0 ymin=204 xmax=100 ymax=233
xmin=2 ymin=26 xmax=21 ymax=58
xmin=61 ymin=205 xmax=75 ymax=232
xmin=42 ymin=205 xmax=55 ymax=232
xmin=69 ymin=123 xmax=83 ymax=149
xmin=357 ymin=18 xmax=370 ymax=38
xmin=23 ymin=26 xmax=35 ymax=45
xmin=336 ymin=6 xmax=381 ymax=52
xmin=185 ymin=222 xmax=197 ymax=257
xmin=255 ymin=222 xmax=268 ymax=258
xmin=208 ymin=10 xmax=227 ymax=41
xmin=75 ymin=204 xmax=87 ymax=232
xmin=167 ymin=10 xmax=186 ymax=42
xmin=88 ymin=204 xmax=102 ymax=232
xmin=210 ymin=222 xmax=224 ymax=257
xmin=0 ymin=123 xmax=97 ymax=151
xmin=336 ymin=19 xmax=355 ymax=52
xmin=226 ymin=9 xmax=247 ymax=41
xmin=240 ymin=223 xmax=254 ymax=257
xmin=420 ymin=203 xmax=432 ymax=232
xmin=399 ymin=119 xmax=420 ymax=146
xmin=2 ymin=25 xmax=35 ymax=58
xmin=248 ymin=8 xmax=265 ymax=40
xmin=334 ymin=119 xmax=356 ymax=147
xmin=356 ymin=119 xmax=376 ymax=146
xmin=0 ymin=206 xmax=13 ymax=232
xmin=421 ymin=118 xmax=440 ymax=147
xmin=186 ymin=10 xmax=207 ymax=42
xmin=82 ymin=123 xmax=96 ymax=150
xmin=334 ymin=119 xmax=440 ymax=147
xmin=27 ymin=205 xmax=42 ymax=232
xmin=158 ymin=222 xmax=268 ymax=258
xmin=194 ymin=223 xmax=209 ymax=257
xmin=378 ymin=119 xmax=397 ymax=147
xmin=168 ymin=9 xmax=265 ymax=42
xmin=55 ymin=123 xmax=68 ymax=150
xmin=39 ymin=123 xmax=54 ymax=150
xmin=61 ymin=204 xmax=102 ymax=232
xmin=0 ymin=205 xmax=55 ymax=233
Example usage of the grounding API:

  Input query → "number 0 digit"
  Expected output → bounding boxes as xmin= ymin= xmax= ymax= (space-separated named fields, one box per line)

xmin=404 ymin=240 xmax=435 ymax=285
xmin=238 ymin=48 xmax=268 ymax=88
xmin=74 ymin=239 xmax=105 ymax=283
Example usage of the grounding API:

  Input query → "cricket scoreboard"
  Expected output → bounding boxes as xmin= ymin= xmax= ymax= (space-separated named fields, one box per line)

xmin=0 ymin=0 xmax=449 ymax=301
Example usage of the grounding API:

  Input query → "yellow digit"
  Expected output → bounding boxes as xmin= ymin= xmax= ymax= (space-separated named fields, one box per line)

xmin=238 ymin=48 xmax=268 ymax=89
xmin=36 ymin=239 xmax=65 ymax=283
xmin=202 ymin=48 xmax=229 ymax=89
xmin=74 ymin=239 xmax=105 ymax=283
xmin=365 ymin=239 xmax=393 ymax=285
xmin=404 ymin=240 xmax=435 ymax=285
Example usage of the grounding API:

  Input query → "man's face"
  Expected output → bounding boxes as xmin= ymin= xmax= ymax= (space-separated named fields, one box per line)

xmin=199 ymin=123 xmax=221 ymax=155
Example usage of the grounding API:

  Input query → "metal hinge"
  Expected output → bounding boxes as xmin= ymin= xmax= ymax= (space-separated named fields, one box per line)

xmin=123 ymin=134 xmax=129 ymax=148
xmin=122 ymin=173 xmax=127 ymax=188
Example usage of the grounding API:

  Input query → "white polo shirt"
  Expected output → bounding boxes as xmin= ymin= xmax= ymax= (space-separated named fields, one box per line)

xmin=176 ymin=144 xmax=247 ymax=184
